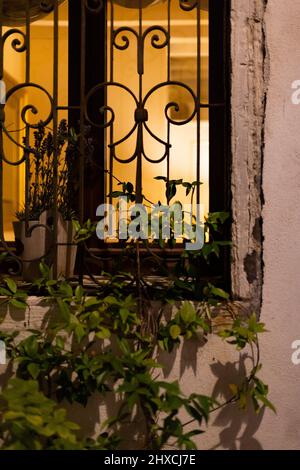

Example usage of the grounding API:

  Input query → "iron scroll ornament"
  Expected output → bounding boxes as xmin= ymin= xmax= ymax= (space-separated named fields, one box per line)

xmin=85 ymin=79 xmax=197 ymax=165
xmin=0 ymin=83 xmax=54 ymax=165
xmin=85 ymin=18 xmax=198 ymax=166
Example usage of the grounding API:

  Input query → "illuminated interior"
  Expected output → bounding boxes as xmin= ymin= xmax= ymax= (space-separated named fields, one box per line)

xmin=2 ymin=0 xmax=209 ymax=240
xmin=2 ymin=2 xmax=69 ymax=240
xmin=107 ymin=0 xmax=209 ymax=214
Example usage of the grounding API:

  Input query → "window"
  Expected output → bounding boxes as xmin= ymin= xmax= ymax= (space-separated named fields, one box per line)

xmin=0 ymin=0 xmax=229 ymax=287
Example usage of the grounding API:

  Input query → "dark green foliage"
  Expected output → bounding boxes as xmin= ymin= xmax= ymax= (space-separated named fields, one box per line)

xmin=0 ymin=176 xmax=274 ymax=450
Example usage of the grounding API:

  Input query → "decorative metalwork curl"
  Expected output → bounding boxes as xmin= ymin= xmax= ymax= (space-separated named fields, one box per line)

xmin=142 ymin=146 xmax=169 ymax=164
xmin=143 ymin=121 xmax=170 ymax=149
xmin=6 ymin=83 xmax=53 ymax=129
xmin=143 ymin=81 xmax=198 ymax=126
xmin=143 ymin=26 xmax=169 ymax=50
xmin=85 ymin=82 xmax=138 ymax=129
xmin=84 ymin=0 xmax=104 ymax=14
xmin=113 ymin=27 xmax=138 ymax=51
xmin=113 ymin=26 xmax=169 ymax=75
xmin=0 ymin=83 xmax=53 ymax=165
xmin=2 ymin=29 xmax=27 ymax=53
xmin=108 ymin=122 xmax=138 ymax=149
xmin=0 ymin=142 xmax=28 ymax=166
xmin=112 ymin=146 xmax=141 ymax=165
xmin=179 ymin=0 xmax=198 ymax=11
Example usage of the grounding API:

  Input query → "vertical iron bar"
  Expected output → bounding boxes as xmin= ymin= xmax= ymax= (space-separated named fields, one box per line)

xmin=78 ymin=0 xmax=87 ymax=284
xmin=109 ymin=0 xmax=114 ymax=203
xmin=52 ymin=0 xmax=59 ymax=278
xmin=103 ymin=1 xmax=108 ymax=206
xmin=136 ymin=0 xmax=143 ymax=204
xmin=79 ymin=0 xmax=86 ymax=224
xmin=0 ymin=0 xmax=3 ymax=77
xmin=166 ymin=0 xmax=171 ymax=202
xmin=25 ymin=0 xmax=31 ymax=238
xmin=110 ymin=0 xmax=114 ymax=83
xmin=0 ymin=2 xmax=4 ymax=241
xmin=196 ymin=0 xmax=201 ymax=207
xmin=209 ymin=0 xmax=230 ymax=289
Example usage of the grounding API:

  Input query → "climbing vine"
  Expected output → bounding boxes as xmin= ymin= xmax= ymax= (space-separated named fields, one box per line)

xmin=0 ymin=178 xmax=275 ymax=450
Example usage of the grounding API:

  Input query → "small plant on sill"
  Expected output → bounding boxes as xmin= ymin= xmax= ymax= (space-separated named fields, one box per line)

xmin=15 ymin=120 xmax=78 ymax=223
xmin=14 ymin=118 xmax=95 ymax=223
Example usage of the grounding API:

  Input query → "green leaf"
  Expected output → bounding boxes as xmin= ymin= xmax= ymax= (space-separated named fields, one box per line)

xmin=27 ymin=363 xmax=41 ymax=380
xmin=120 ymin=308 xmax=129 ymax=323
xmin=126 ymin=182 xmax=134 ymax=194
xmin=75 ymin=285 xmax=84 ymax=302
xmin=209 ymin=284 xmax=229 ymax=300
xmin=59 ymin=283 xmax=73 ymax=298
xmin=169 ymin=324 xmax=181 ymax=340
xmin=74 ymin=325 xmax=86 ymax=343
xmin=39 ymin=261 xmax=50 ymax=279
xmin=57 ymin=298 xmax=71 ymax=323
xmin=10 ymin=299 xmax=28 ymax=310
xmin=56 ymin=336 xmax=65 ymax=350
xmin=229 ymin=383 xmax=239 ymax=396
xmin=179 ymin=302 xmax=196 ymax=324
xmin=72 ymin=220 xmax=81 ymax=232
xmin=254 ymin=393 xmax=276 ymax=414
xmin=4 ymin=278 xmax=17 ymax=294
xmin=26 ymin=415 xmax=44 ymax=427
xmin=23 ymin=336 xmax=39 ymax=357
xmin=109 ymin=191 xmax=125 ymax=198
xmin=154 ymin=176 xmax=167 ymax=182
xmin=104 ymin=296 xmax=120 ymax=306
xmin=0 ymin=287 xmax=12 ymax=296
xmin=96 ymin=327 xmax=111 ymax=340
xmin=85 ymin=298 xmax=101 ymax=309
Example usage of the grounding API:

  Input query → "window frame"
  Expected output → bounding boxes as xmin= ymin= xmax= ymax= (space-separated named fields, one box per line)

xmin=230 ymin=0 xmax=266 ymax=313
xmin=68 ymin=0 xmax=232 ymax=289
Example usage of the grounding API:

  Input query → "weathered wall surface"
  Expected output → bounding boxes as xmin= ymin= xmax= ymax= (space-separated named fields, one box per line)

xmin=249 ymin=0 xmax=300 ymax=450
xmin=202 ymin=0 xmax=300 ymax=450
xmin=216 ymin=0 xmax=300 ymax=450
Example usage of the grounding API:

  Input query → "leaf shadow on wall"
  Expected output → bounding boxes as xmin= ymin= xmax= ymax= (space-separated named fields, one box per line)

xmin=209 ymin=354 xmax=265 ymax=450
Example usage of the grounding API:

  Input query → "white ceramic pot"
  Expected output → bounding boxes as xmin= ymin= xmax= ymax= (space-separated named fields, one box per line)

xmin=56 ymin=214 xmax=77 ymax=279
xmin=13 ymin=211 xmax=77 ymax=281
xmin=13 ymin=212 xmax=49 ymax=281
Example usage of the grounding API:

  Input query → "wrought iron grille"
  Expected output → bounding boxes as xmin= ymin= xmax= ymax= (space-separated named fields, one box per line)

xmin=0 ymin=0 xmax=229 ymax=284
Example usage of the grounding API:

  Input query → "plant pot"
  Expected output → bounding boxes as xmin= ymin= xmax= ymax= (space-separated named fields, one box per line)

xmin=0 ymin=0 xmax=65 ymax=26
xmin=13 ymin=211 xmax=77 ymax=281
xmin=13 ymin=212 xmax=49 ymax=282
xmin=56 ymin=214 xmax=77 ymax=279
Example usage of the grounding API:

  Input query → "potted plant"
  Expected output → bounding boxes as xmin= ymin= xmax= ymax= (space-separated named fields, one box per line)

xmin=14 ymin=120 xmax=78 ymax=281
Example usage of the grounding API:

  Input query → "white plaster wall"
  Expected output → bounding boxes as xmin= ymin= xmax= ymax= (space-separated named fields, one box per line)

xmin=199 ymin=0 xmax=300 ymax=450
xmin=142 ymin=0 xmax=300 ymax=450
xmin=250 ymin=0 xmax=300 ymax=450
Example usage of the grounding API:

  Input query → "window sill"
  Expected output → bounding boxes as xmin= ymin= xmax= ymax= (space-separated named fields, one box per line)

xmin=0 ymin=296 xmax=254 ymax=334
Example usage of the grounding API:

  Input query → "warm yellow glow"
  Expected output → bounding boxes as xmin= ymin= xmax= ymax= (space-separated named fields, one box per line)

xmin=2 ymin=4 xmax=68 ymax=240
xmin=2 ymin=27 xmax=25 ymax=240
xmin=107 ymin=1 xmax=209 ymax=216
xmin=2 ymin=1 xmax=209 ymax=242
